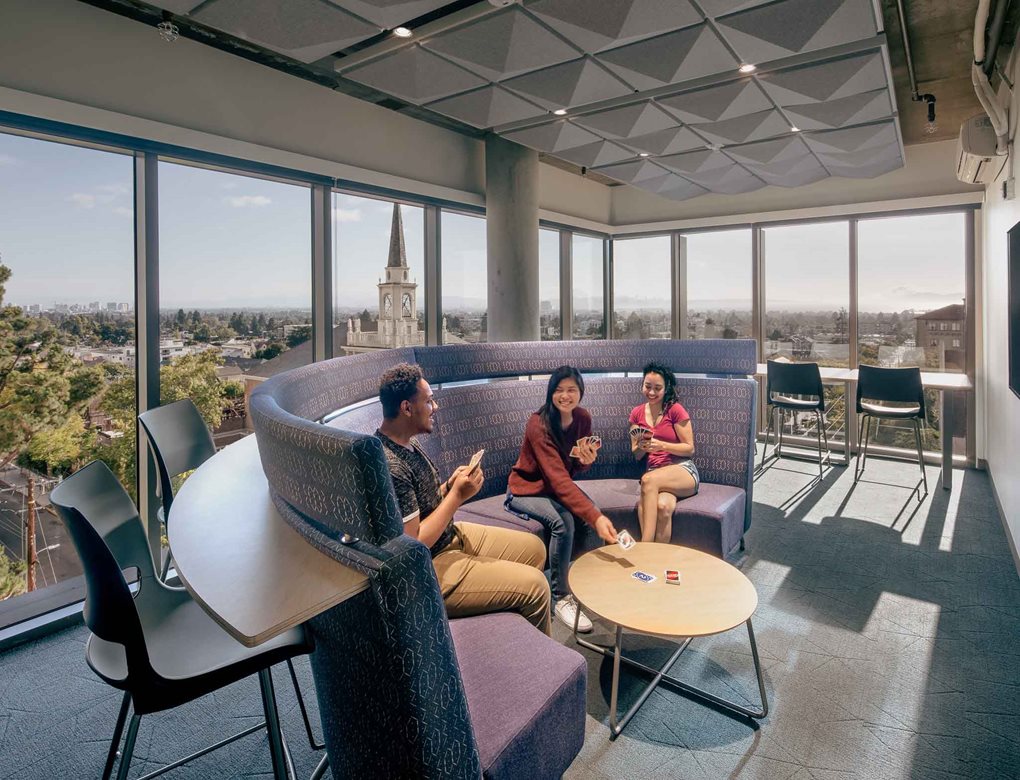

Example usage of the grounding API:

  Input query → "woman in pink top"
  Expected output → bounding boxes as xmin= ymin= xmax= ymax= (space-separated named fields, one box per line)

xmin=628 ymin=362 xmax=700 ymax=543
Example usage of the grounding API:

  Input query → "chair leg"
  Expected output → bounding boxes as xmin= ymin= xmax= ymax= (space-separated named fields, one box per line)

xmin=286 ymin=659 xmax=324 ymax=751
xmin=854 ymin=414 xmax=870 ymax=482
xmin=913 ymin=418 xmax=929 ymax=499
xmin=814 ymin=409 xmax=824 ymax=478
xmin=258 ymin=668 xmax=289 ymax=780
xmin=115 ymin=714 xmax=141 ymax=780
xmin=776 ymin=408 xmax=785 ymax=458
xmin=760 ymin=406 xmax=775 ymax=470
xmin=310 ymin=755 xmax=330 ymax=780
xmin=103 ymin=692 xmax=132 ymax=780
xmin=160 ymin=550 xmax=172 ymax=582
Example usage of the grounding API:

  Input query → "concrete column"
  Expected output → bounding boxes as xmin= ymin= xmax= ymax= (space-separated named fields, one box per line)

xmin=485 ymin=134 xmax=540 ymax=342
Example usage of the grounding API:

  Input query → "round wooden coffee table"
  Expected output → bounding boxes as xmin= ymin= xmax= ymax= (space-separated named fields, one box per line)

xmin=568 ymin=542 xmax=768 ymax=737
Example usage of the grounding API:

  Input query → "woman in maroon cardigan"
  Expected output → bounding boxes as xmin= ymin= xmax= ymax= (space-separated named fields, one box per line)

xmin=505 ymin=366 xmax=618 ymax=632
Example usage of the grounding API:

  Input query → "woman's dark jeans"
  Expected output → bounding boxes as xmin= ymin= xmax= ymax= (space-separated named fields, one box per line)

xmin=505 ymin=492 xmax=576 ymax=602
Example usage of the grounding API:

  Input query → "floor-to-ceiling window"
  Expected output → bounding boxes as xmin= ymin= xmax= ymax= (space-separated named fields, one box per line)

xmin=158 ymin=161 xmax=312 ymax=447
xmin=333 ymin=192 xmax=425 ymax=354
xmin=441 ymin=210 xmax=487 ymax=344
xmin=858 ymin=212 xmax=968 ymax=454
xmin=613 ymin=235 xmax=671 ymax=339
xmin=572 ymin=234 xmax=605 ymax=340
xmin=763 ymin=221 xmax=850 ymax=446
xmin=685 ymin=228 xmax=752 ymax=339
xmin=539 ymin=228 xmax=561 ymax=341
xmin=0 ymin=131 xmax=134 ymax=606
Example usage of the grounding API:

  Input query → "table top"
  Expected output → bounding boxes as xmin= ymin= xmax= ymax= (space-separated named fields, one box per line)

xmin=168 ymin=434 xmax=370 ymax=648
xmin=568 ymin=543 xmax=757 ymax=638
xmin=754 ymin=364 xmax=972 ymax=391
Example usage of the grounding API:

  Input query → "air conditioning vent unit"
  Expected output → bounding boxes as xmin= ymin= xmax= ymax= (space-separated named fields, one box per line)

xmin=957 ymin=114 xmax=1007 ymax=184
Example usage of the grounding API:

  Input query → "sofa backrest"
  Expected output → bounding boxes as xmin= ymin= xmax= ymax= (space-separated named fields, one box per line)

xmin=330 ymin=374 xmax=757 ymax=529
xmin=413 ymin=339 xmax=756 ymax=384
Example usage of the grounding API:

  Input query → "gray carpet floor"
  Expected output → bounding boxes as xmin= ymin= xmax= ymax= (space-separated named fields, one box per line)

xmin=1 ymin=456 xmax=1017 ymax=779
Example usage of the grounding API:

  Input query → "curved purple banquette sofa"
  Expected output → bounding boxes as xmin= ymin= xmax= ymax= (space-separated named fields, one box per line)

xmin=249 ymin=339 xmax=757 ymax=779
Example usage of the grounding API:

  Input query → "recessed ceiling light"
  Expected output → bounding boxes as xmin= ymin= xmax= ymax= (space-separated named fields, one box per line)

xmin=393 ymin=26 xmax=413 ymax=38
xmin=553 ymin=109 xmax=568 ymax=116
xmin=790 ymin=126 xmax=801 ymax=132
xmin=639 ymin=152 xmax=650 ymax=157
xmin=738 ymin=63 xmax=757 ymax=74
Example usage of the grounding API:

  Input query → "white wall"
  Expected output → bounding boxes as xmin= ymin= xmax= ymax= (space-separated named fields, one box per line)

xmin=612 ymin=140 xmax=982 ymax=225
xmin=0 ymin=0 xmax=612 ymax=226
xmin=980 ymin=47 xmax=1020 ymax=565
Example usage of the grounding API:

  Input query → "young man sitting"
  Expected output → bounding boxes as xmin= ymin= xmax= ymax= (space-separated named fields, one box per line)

xmin=375 ymin=363 xmax=551 ymax=634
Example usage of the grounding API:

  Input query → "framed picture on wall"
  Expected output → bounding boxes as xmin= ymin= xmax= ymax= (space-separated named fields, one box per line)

xmin=1009 ymin=220 xmax=1020 ymax=399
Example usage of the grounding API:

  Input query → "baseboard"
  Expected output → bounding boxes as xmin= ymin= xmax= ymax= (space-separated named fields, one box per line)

xmin=987 ymin=466 xmax=1020 ymax=578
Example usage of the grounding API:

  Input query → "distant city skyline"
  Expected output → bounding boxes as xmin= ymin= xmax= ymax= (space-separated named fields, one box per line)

xmin=1 ymin=131 xmax=965 ymax=317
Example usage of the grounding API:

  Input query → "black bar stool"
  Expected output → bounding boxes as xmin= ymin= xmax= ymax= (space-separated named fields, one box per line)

xmin=760 ymin=360 xmax=830 ymax=477
xmin=854 ymin=364 xmax=928 ymax=498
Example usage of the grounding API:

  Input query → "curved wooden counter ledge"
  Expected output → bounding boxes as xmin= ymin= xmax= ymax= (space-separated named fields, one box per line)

xmin=168 ymin=434 xmax=369 ymax=648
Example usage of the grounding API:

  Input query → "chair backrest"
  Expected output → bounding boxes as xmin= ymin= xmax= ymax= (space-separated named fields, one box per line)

xmin=766 ymin=360 xmax=824 ymax=407
xmin=138 ymin=399 xmax=217 ymax=520
xmin=856 ymin=364 xmax=925 ymax=416
xmin=49 ymin=462 xmax=153 ymax=671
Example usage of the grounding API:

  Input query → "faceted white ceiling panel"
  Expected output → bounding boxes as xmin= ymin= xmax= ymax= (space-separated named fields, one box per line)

xmin=501 ymin=58 xmax=632 ymax=110
xmin=572 ymin=102 xmax=678 ymax=139
xmin=784 ymin=89 xmax=893 ymax=131
xmin=691 ymin=108 xmax=793 ymax=146
xmin=329 ymin=0 xmax=455 ymax=30
xmin=345 ymin=46 xmax=487 ymax=103
xmin=597 ymin=24 xmax=737 ymax=91
xmin=526 ymin=0 xmax=702 ymax=53
xmin=151 ymin=0 xmax=905 ymax=202
xmin=619 ymin=126 xmax=705 ymax=156
xmin=656 ymin=80 xmax=772 ymax=124
xmin=714 ymin=0 xmax=879 ymax=63
xmin=503 ymin=120 xmax=602 ymax=153
xmin=193 ymin=0 xmax=380 ymax=63
xmin=421 ymin=7 xmax=578 ymax=81
xmin=758 ymin=51 xmax=889 ymax=105
xmin=555 ymin=139 xmax=635 ymax=167
xmin=592 ymin=159 xmax=670 ymax=183
xmin=425 ymin=86 xmax=545 ymax=128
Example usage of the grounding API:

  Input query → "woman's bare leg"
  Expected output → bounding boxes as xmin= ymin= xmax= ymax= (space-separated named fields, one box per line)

xmin=640 ymin=465 xmax=697 ymax=543
xmin=655 ymin=493 xmax=678 ymax=543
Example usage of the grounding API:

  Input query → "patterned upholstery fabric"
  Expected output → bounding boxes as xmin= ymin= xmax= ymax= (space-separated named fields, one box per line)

xmin=414 ymin=338 xmax=756 ymax=384
xmin=249 ymin=339 xmax=757 ymax=775
xmin=450 ymin=614 xmax=586 ymax=779
xmin=307 ymin=536 xmax=481 ymax=779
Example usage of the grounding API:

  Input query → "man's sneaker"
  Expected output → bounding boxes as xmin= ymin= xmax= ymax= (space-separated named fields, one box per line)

xmin=555 ymin=596 xmax=593 ymax=633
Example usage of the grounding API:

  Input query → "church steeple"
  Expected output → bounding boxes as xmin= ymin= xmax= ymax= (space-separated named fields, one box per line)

xmin=387 ymin=203 xmax=407 ymax=269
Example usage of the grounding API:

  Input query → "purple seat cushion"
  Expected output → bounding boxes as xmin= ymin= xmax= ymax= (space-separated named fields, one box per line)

xmin=450 ymin=613 xmax=586 ymax=780
xmin=455 ymin=495 xmax=545 ymax=535
xmin=577 ymin=479 xmax=746 ymax=559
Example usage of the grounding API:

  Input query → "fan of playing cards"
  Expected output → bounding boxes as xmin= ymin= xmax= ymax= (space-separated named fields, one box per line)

xmin=569 ymin=435 xmax=601 ymax=459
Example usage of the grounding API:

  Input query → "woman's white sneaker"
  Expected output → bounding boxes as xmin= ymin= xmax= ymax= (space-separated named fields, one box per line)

xmin=555 ymin=596 xmax=593 ymax=633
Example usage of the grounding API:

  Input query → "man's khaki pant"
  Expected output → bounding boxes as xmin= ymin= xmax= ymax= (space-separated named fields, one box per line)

xmin=432 ymin=522 xmax=551 ymax=635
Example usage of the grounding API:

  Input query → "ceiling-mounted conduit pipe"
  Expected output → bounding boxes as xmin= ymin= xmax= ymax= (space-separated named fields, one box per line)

xmin=894 ymin=0 xmax=938 ymax=134
xmin=982 ymin=0 xmax=1011 ymax=76
xmin=973 ymin=0 xmax=1010 ymax=155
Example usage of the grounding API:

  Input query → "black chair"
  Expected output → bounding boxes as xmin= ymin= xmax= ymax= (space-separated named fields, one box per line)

xmin=138 ymin=399 xmax=322 ymax=753
xmin=49 ymin=461 xmax=311 ymax=780
xmin=760 ymin=360 xmax=830 ymax=477
xmin=854 ymin=364 xmax=928 ymax=498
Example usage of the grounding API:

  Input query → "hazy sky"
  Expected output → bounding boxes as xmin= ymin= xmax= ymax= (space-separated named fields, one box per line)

xmin=0 ymin=130 xmax=965 ymax=316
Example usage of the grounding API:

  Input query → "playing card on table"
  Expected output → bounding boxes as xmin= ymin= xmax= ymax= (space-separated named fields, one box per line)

xmin=617 ymin=529 xmax=635 ymax=550
xmin=631 ymin=570 xmax=656 ymax=583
